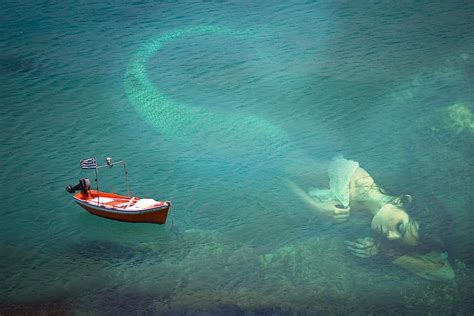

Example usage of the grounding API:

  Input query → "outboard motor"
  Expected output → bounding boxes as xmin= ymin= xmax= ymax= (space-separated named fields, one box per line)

xmin=66 ymin=178 xmax=91 ymax=196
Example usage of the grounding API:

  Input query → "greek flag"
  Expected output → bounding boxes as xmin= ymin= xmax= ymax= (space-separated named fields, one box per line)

xmin=80 ymin=157 xmax=97 ymax=169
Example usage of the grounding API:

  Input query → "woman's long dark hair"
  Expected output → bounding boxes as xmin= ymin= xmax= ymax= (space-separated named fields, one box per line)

xmin=377 ymin=192 xmax=453 ymax=257
xmin=403 ymin=192 xmax=453 ymax=253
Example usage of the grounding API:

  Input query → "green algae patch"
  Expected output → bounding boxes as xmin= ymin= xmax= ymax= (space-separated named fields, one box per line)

xmin=444 ymin=102 xmax=474 ymax=134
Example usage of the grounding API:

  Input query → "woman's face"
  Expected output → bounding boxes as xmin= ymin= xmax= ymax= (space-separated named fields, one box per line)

xmin=371 ymin=204 xmax=419 ymax=246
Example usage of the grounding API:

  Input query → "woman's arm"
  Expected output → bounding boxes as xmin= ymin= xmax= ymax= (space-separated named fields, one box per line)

xmin=391 ymin=253 xmax=455 ymax=282
xmin=346 ymin=238 xmax=455 ymax=282
xmin=286 ymin=179 xmax=350 ymax=222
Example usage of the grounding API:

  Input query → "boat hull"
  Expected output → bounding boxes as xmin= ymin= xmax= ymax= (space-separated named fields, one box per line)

xmin=73 ymin=190 xmax=171 ymax=224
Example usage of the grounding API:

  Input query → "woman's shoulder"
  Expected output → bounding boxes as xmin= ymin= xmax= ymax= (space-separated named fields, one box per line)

xmin=350 ymin=167 xmax=377 ymax=190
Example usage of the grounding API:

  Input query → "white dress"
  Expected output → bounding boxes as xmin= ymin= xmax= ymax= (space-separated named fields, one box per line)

xmin=308 ymin=158 xmax=359 ymax=208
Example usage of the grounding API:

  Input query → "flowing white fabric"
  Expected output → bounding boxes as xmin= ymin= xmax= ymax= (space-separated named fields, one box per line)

xmin=308 ymin=158 xmax=359 ymax=208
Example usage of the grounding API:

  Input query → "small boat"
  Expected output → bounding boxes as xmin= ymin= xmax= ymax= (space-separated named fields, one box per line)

xmin=66 ymin=157 xmax=171 ymax=224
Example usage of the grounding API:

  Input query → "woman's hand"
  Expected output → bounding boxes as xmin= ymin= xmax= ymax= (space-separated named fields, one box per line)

xmin=286 ymin=179 xmax=350 ymax=222
xmin=345 ymin=237 xmax=379 ymax=258
xmin=316 ymin=201 xmax=351 ymax=222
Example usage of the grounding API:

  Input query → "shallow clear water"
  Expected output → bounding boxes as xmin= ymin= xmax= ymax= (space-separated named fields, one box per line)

xmin=1 ymin=1 xmax=473 ymax=314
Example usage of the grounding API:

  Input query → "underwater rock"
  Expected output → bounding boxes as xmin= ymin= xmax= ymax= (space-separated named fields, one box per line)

xmin=94 ymin=290 xmax=158 ymax=316
xmin=144 ymin=236 xmax=457 ymax=314
xmin=0 ymin=295 xmax=74 ymax=315
xmin=18 ymin=231 xmax=456 ymax=314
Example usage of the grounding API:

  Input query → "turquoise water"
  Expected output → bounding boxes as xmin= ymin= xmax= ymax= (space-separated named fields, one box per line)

xmin=1 ymin=1 xmax=473 ymax=314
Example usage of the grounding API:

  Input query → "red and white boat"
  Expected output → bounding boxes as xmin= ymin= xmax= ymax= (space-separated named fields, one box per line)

xmin=66 ymin=157 xmax=171 ymax=224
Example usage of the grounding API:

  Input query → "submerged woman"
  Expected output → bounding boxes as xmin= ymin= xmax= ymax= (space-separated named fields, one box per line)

xmin=286 ymin=158 xmax=455 ymax=282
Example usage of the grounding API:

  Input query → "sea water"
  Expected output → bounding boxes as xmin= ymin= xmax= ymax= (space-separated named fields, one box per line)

xmin=1 ymin=0 xmax=473 ymax=314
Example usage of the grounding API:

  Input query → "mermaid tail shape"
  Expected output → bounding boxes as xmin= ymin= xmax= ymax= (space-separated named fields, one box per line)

xmin=124 ymin=26 xmax=288 ymax=160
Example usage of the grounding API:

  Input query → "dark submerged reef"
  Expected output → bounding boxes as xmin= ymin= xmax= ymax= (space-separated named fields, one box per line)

xmin=0 ymin=231 xmax=461 ymax=315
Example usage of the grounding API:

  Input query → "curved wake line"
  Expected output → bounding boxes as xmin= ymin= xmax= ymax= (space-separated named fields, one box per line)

xmin=124 ymin=26 xmax=288 ymax=158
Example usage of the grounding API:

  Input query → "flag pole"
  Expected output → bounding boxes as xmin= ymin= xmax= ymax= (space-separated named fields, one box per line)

xmin=122 ymin=161 xmax=130 ymax=197
xmin=94 ymin=157 xmax=100 ymax=203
